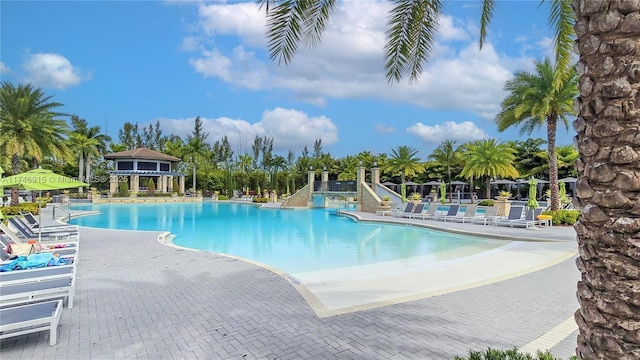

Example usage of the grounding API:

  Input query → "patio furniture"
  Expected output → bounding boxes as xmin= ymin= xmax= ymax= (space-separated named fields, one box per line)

xmin=0 ymin=275 xmax=76 ymax=308
xmin=0 ymin=299 xmax=63 ymax=346
xmin=494 ymin=206 xmax=525 ymax=227
xmin=470 ymin=206 xmax=499 ymax=225
xmin=434 ymin=204 xmax=460 ymax=221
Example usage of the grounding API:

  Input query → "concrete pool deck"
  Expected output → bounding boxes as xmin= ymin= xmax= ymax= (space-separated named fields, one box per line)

xmin=0 ymin=206 xmax=579 ymax=359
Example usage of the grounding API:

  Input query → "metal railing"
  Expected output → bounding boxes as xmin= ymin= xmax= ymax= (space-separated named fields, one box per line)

xmin=52 ymin=206 xmax=72 ymax=222
xmin=313 ymin=180 xmax=357 ymax=192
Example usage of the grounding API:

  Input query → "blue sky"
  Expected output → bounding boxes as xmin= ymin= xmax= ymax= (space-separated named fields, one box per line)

xmin=1 ymin=0 xmax=574 ymax=159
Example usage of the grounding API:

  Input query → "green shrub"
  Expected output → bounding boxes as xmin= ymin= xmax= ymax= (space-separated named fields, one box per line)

xmin=1 ymin=204 xmax=41 ymax=216
xmin=477 ymin=200 xmax=494 ymax=206
xmin=454 ymin=347 xmax=576 ymax=360
xmin=252 ymin=197 xmax=269 ymax=203
xmin=542 ymin=209 xmax=580 ymax=225
xmin=218 ymin=195 xmax=229 ymax=200
xmin=118 ymin=181 xmax=129 ymax=197
xmin=147 ymin=179 xmax=156 ymax=196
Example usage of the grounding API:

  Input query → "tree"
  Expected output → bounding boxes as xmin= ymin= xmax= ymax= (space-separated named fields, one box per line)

xmin=428 ymin=140 xmax=462 ymax=202
xmin=118 ymin=122 xmax=142 ymax=150
xmin=183 ymin=116 xmax=211 ymax=192
xmin=382 ymin=146 xmax=424 ymax=185
xmin=459 ymin=139 xmax=519 ymax=198
xmin=0 ymin=82 xmax=69 ymax=205
xmin=271 ymin=155 xmax=287 ymax=192
xmin=496 ymin=58 xmax=578 ymax=210
xmin=69 ymin=115 xmax=111 ymax=192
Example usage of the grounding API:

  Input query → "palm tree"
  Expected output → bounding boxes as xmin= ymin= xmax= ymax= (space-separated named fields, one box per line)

xmin=428 ymin=140 xmax=461 ymax=202
xmin=382 ymin=145 xmax=425 ymax=185
xmin=69 ymin=116 xmax=111 ymax=192
xmin=0 ymin=82 xmax=69 ymax=205
xmin=496 ymin=58 xmax=578 ymax=210
xmin=270 ymin=155 xmax=287 ymax=192
xmin=460 ymin=139 xmax=519 ymax=198
xmin=237 ymin=153 xmax=253 ymax=173
xmin=183 ymin=117 xmax=211 ymax=192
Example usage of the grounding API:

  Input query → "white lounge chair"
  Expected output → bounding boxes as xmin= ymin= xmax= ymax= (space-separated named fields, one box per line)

xmin=470 ymin=206 xmax=499 ymax=225
xmin=0 ymin=276 xmax=76 ymax=308
xmin=447 ymin=205 xmax=477 ymax=222
xmin=404 ymin=203 xmax=425 ymax=218
xmin=434 ymin=204 xmax=460 ymax=221
xmin=0 ymin=299 xmax=63 ymax=346
xmin=413 ymin=203 xmax=439 ymax=220
xmin=494 ymin=206 xmax=525 ymax=227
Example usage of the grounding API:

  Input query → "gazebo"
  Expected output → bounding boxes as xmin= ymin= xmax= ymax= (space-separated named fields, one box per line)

xmin=104 ymin=148 xmax=185 ymax=195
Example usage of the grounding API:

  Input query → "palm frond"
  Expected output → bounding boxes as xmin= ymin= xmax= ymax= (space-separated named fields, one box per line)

xmin=265 ymin=0 xmax=309 ymax=65
xmin=546 ymin=0 xmax=575 ymax=90
xmin=384 ymin=0 xmax=443 ymax=83
xmin=302 ymin=0 xmax=337 ymax=48
xmin=478 ymin=0 xmax=496 ymax=49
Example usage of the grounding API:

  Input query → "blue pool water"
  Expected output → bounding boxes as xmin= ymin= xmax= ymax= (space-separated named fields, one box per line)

xmin=69 ymin=202 xmax=505 ymax=273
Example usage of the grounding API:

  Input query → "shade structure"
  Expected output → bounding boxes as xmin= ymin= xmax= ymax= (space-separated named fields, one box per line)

xmin=422 ymin=181 xmax=441 ymax=186
xmin=527 ymin=178 xmax=539 ymax=210
xmin=439 ymin=180 xmax=446 ymax=204
xmin=558 ymin=177 xmax=577 ymax=183
xmin=0 ymin=168 xmax=88 ymax=242
xmin=491 ymin=179 xmax=517 ymax=185
xmin=449 ymin=180 xmax=468 ymax=186
xmin=404 ymin=181 xmax=419 ymax=192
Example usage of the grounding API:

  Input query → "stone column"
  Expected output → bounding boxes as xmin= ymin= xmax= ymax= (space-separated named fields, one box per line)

xmin=109 ymin=175 xmax=118 ymax=195
xmin=356 ymin=166 xmax=365 ymax=211
xmin=371 ymin=166 xmax=380 ymax=188
xmin=179 ymin=176 xmax=186 ymax=194
xmin=131 ymin=175 xmax=140 ymax=193
xmin=157 ymin=176 xmax=165 ymax=193
xmin=168 ymin=176 xmax=173 ymax=193
xmin=307 ymin=169 xmax=315 ymax=207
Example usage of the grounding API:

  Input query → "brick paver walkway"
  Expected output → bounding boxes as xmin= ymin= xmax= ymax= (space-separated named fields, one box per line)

xmin=0 ymin=207 xmax=579 ymax=359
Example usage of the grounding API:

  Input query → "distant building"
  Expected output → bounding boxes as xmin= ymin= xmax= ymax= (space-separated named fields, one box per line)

xmin=103 ymin=148 xmax=185 ymax=195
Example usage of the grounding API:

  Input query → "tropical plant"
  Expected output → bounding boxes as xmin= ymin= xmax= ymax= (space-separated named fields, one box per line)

xmin=183 ymin=116 xmax=211 ymax=191
xmin=429 ymin=139 xmax=462 ymax=202
xmin=382 ymin=145 xmax=425 ymax=185
xmin=496 ymin=58 xmax=578 ymax=211
xmin=0 ymin=82 xmax=70 ymax=205
xmin=69 ymin=115 xmax=111 ymax=192
xmin=460 ymin=139 xmax=519 ymax=199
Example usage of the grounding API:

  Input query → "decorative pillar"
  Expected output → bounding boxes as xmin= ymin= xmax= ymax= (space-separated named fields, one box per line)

xmin=131 ymin=175 xmax=140 ymax=193
xmin=109 ymin=175 xmax=118 ymax=194
xmin=179 ymin=176 xmax=185 ymax=194
xmin=356 ymin=166 xmax=365 ymax=211
xmin=157 ymin=176 xmax=165 ymax=193
xmin=307 ymin=168 xmax=315 ymax=208
xmin=371 ymin=166 xmax=380 ymax=188
xmin=168 ymin=176 xmax=173 ymax=193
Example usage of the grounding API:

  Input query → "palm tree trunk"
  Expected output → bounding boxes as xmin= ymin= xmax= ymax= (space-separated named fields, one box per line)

xmin=10 ymin=153 xmax=20 ymax=206
xmin=85 ymin=156 xmax=91 ymax=187
xmin=78 ymin=153 xmax=84 ymax=194
xmin=547 ymin=115 xmax=560 ymax=210
xmin=192 ymin=161 xmax=196 ymax=193
xmin=484 ymin=175 xmax=491 ymax=199
xmin=573 ymin=1 xmax=640 ymax=358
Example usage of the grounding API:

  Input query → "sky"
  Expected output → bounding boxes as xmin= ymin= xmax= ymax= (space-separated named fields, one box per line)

xmin=0 ymin=0 xmax=575 ymax=159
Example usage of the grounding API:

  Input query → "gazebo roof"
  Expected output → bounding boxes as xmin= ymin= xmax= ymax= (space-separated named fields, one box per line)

xmin=104 ymin=148 xmax=181 ymax=162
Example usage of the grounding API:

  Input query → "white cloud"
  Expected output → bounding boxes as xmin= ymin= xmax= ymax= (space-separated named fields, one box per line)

xmin=154 ymin=107 xmax=338 ymax=153
xmin=406 ymin=121 xmax=489 ymax=144
xmin=181 ymin=1 xmax=533 ymax=120
xmin=375 ymin=124 xmax=395 ymax=134
xmin=0 ymin=62 xmax=9 ymax=74
xmin=22 ymin=53 xmax=89 ymax=89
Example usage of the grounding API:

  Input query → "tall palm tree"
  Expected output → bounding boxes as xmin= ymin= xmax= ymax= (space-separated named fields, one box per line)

xmin=237 ymin=153 xmax=253 ymax=173
xmin=382 ymin=145 xmax=425 ymax=185
xmin=183 ymin=117 xmax=211 ymax=192
xmin=460 ymin=139 xmax=519 ymax=198
xmin=69 ymin=116 xmax=111 ymax=192
xmin=0 ymin=82 xmax=69 ymax=205
xmin=271 ymin=155 xmax=287 ymax=192
xmin=496 ymin=58 xmax=578 ymax=210
xmin=428 ymin=140 xmax=461 ymax=202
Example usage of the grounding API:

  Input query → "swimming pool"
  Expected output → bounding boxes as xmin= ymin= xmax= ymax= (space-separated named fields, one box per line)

xmin=69 ymin=202 xmax=507 ymax=274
